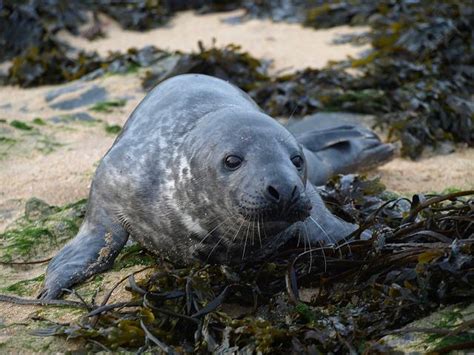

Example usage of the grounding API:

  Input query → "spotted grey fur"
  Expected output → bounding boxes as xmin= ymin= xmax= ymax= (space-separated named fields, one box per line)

xmin=40 ymin=74 xmax=393 ymax=299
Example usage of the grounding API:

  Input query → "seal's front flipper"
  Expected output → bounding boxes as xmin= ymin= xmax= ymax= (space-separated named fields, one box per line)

xmin=39 ymin=207 xmax=128 ymax=300
xmin=286 ymin=114 xmax=395 ymax=185
xmin=302 ymin=183 xmax=357 ymax=245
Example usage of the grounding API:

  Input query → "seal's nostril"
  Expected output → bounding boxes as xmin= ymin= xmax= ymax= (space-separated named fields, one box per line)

xmin=291 ymin=186 xmax=298 ymax=200
xmin=267 ymin=185 xmax=280 ymax=201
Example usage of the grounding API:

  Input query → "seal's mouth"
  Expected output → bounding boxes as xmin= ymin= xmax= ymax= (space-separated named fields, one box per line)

xmin=237 ymin=201 xmax=311 ymax=224
xmin=199 ymin=202 xmax=311 ymax=264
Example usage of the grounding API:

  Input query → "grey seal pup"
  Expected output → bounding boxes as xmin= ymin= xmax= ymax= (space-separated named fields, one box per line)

xmin=40 ymin=74 xmax=393 ymax=299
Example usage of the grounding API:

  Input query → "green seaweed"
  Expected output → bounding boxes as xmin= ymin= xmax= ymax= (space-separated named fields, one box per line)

xmin=319 ymin=89 xmax=390 ymax=114
xmin=294 ymin=303 xmax=317 ymax=324
xmin=32 ymin=118 xmax=46 ymax=125
xmin=440 ymin=186 xmax=465 ymax=195
xmin=35 ymin=136 xmax=63 ymax=154
xmin=90 ymin=100 xmax=126 ymax=113
xmin=73 ymin=274 xmax=105 ymax=299
xmin=113 ymin=244 xmax=155 ymax=270
xmin=104 ymin=124 xmax=122 ymax=134
xmin=0 ymin=227 xmax=55 ymax=262
xmin=426 ymin=310 xmax=474 ymax=351
xmin=0 ymin=136 xmax=17 ymax=160
xmin=0 ymin=198 xmax=86 ymax=262
xmin=1 ymin=275 xmax=45 ymax=296
xmin=0 ymin=136 xmax=17 ymax=145
xmin=10 ymin=120 xmax=33 ymax=131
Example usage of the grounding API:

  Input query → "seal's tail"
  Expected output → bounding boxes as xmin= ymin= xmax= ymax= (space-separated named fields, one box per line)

xmin=286 ymin=113 xmax=395 ymax=186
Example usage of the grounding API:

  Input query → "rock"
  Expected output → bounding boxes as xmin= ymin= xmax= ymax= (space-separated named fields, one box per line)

xmin=44 ymin=82 xmax=85 ymax=102
xmin=141 ymin=54 xmax=183 ymax=90
xmin=25 ymin=198 xmax=56 ymax=221
xmin=78 ymin=68 xmax=106 ymax=81
xmin=1 ymin=199 xmax=87 ymax=262
xmin=381 ymin=303 xmax=474 ymax=352
xmin=0 ymin=199 xmax=23 ymax=229
xmin=434 ymin=140 xmax=456 ymax=155
xmin=49 ymin=112 xmax=96 ymax=124
xmin=287 ymin=112 xmax=377 ymax=130
xmin=71 ymin=112 xmax=95 ymax=122
xmin=49 ymin=85 xmax=107 ymax=110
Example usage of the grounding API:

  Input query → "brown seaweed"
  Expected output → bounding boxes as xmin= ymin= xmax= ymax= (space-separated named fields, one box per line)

xmin=2 ymin=1 xmax=472 ymax=157
xmin=303 ymin=0 xmax=474 ymax=158
xmin=142 ymin=41 xmax=269 ymax=92
xmin=28 ymin=178 xmax=473 ymax=353
xmin=244 ymin=0 xmax=474 ymax=157
xmin=7 ymin=45 xmax=169 ymax=88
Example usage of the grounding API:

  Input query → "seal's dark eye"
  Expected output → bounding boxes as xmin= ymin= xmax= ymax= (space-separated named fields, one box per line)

xmin=224 ymin=155 xmax=243 ymax=170
xmin=291 ymin=155 xmax=304 ymax=169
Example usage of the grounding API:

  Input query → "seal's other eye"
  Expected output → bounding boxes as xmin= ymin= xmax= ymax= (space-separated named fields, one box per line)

xmin=224 ymin=155 xmax=243 ymax=170
xmin=291 ymin=155 xmax=304 ymax=170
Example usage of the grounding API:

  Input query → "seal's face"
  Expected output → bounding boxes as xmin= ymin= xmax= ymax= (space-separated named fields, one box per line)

xmin=219 ymin=122 xmax=312 ymax=225
xmin=187 ymin=110 xmax=312 ymax=255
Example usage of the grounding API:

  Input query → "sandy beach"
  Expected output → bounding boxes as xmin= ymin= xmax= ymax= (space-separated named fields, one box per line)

xmin=0 ymin=8 xmax=473 ymax=353
xmin=1 ymin=10 xmax=473 ymax=233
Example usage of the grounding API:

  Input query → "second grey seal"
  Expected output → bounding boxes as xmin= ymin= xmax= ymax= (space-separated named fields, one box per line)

xmin=40 ymin=74 xmax=393 ymax=299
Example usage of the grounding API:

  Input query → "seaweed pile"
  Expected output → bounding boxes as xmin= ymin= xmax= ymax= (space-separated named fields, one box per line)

xmin=1 ymin=1 xmax=472 ymax=157
xmin=0 ymin=0 xmax=239 ymax=86
xmin=94 ymin=0 xmax=240 ymax=30
xmin=302 ymin=0 xmax=474 ymax=158
xmin=142 ymin=41 xmax=269 ymax=92
xmin=0 ymin=0 xmax=242 ymax=61
xmin=6 ymin=44 xmax=173 ymax=87
xmin=0 ymin=0 xmax=86 ymax=62
xmin=249 ymin=68 xmax=392 ymax=118
xmin=244 ymin=0 xmax=474 ymax=158
xmin=0 ymin=0 xmax=94 ymax=86
xmin=27 ymin=180 xmax=473 ymax=353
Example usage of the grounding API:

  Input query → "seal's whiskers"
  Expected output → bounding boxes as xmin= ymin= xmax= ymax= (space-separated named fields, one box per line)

xmin=241 ymin=214 xmax=252 ymax=260
xmin=250 ymin=215 xmax=255 ymax=246
xmin=232 ymin=219 xmax=246 ymax=243
xmin=306 ymin=188 xmax=353 ymax=256
xmin=302 ymin=220 xmax=314 ymax=271
xmin=198 ymin=217 xmax=231 ymax=246
xmin=296 ymin=228 xmax=302 ymax=248
xmin=309 ymin=216 xmax=344 ymax=259
xmin=206 ymin=214 xmax=237 ymax=261
xmin=257 ymin=215 xmax=263 ymax=248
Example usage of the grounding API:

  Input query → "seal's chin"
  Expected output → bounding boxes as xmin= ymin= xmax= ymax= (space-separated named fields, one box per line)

xmin=237 ymin=197 xmax=312 ymax=224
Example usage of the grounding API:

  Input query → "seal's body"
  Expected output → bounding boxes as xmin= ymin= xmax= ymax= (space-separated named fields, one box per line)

xmin=40 ymin=74 xmax=393 ymax=299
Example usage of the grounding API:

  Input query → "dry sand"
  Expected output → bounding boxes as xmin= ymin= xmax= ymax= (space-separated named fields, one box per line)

xmin=1 ymin=10 xmax=473 ymax=233
xmin=60 ymin=10 xmax=370 ymax=75
xmin=375 ymin=147 xmax=473 ymax=194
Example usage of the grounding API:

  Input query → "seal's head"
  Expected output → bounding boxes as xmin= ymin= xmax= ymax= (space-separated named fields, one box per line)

xmin=184 ymin=108 xmax=312 ymax=261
